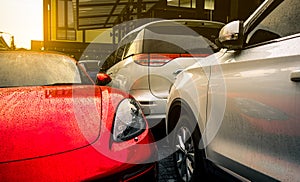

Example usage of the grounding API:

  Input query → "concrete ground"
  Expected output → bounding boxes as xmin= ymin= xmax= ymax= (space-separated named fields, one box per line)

xmin=152 ymin=129 xmax=178 ymax=182
xmin=157 ymin=145 xmax=177 ymax=182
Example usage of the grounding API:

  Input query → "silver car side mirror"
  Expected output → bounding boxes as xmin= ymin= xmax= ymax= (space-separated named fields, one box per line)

xmin=216 ymin=20 xmax=244 ymax=50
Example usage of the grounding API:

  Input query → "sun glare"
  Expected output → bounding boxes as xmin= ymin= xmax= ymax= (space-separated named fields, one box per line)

xmin=0 ymin=0 xmax=43 ymax=49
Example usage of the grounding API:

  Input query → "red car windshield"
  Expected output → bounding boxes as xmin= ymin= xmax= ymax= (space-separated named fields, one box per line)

xmin=0 ymin=51 xmax=93 ymax=88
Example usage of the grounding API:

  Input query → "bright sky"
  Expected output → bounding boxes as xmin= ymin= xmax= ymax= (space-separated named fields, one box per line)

xmin=0 ymin=0 xmax=43 ymax=49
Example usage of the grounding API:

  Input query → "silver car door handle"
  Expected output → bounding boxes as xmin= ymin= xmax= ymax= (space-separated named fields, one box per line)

xmin=291 ymin=70 xmax=300 ymax=82
xmin=173 ymin=69 xmax=184 ymax=75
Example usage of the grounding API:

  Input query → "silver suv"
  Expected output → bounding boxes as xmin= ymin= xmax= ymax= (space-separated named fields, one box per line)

xmin=166 ymin=0 xmax=300 ymax=181
xmin=103 ymin=19 xmax=224 ymax=131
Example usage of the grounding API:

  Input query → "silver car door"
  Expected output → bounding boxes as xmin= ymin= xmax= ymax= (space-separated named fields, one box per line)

xmin=206 ymin=0 xmax=300 ymax=181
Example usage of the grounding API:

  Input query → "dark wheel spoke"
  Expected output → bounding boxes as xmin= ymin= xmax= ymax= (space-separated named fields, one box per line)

xmin=176 ymin=153 xmax=184 ymax=168
xmin=187 ymin=153 xmax=195 ymax=165
xmin=177 ymin=134 xmax=186 ymax=151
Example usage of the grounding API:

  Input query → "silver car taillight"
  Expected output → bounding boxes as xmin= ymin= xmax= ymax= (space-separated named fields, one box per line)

xmin=133 ymin=53 xmax=210 ymax=67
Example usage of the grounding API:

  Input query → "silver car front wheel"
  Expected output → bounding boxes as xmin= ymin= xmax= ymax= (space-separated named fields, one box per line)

xmin=170 ymin=110 xmax=207 ymax=182
xmin=174 ymin=125 xmax=195 ymax=182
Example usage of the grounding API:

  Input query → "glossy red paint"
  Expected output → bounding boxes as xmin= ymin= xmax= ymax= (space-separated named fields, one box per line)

xmin=0 ymin=136 xmax=157 ymax=181
xmin=0 ymin=85 xmax=158 ymax=181
xmin=0 ymin=85 xmax=102 ymax=162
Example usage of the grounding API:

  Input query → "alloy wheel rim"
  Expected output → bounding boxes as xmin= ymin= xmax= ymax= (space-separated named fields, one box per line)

xmin=175 ymin=127 xmax=195 ymax=182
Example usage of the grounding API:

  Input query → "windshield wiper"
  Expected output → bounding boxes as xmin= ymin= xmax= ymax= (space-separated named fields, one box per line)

xmin=0 ymin=85 xmax=20 ymax=88
xmin=0 ymin=83 xmax=84 ymax=88
xmin=43 ymin=83 xmax=82 ymax=86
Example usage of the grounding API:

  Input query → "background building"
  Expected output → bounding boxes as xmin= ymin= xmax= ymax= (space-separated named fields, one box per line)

xmin=32 ymin=0 xmax=263 ymax=60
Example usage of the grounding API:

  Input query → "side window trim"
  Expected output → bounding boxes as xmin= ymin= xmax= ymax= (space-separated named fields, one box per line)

xmin=244 ymin=0 xmax=299 ymax=48
xmin=243 ymin=33 xmax=300 ymax=50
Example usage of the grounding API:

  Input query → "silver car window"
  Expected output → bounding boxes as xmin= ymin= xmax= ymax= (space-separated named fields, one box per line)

xmin=246 ymin=0 xmax=300 ymax=45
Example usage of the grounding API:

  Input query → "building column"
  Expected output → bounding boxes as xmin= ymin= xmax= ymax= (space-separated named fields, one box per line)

xmin=137 ymin=0 xmax=142 ymax=18
xmin=196 ymin=0 xmax=205 ymax=19
xmin=230 ymin=0 xmax=239 ymax=20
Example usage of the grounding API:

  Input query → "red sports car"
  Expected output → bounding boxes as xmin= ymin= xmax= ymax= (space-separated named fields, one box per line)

xmin=0 ymin=51 xmax=158 ymax=181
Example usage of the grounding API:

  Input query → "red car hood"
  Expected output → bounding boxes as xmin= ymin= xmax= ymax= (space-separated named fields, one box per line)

xmin=0 ymin=85 xmax=102 ymax=163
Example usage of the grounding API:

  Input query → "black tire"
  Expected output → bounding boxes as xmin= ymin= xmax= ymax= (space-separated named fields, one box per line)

xmin=170 ymin=111 xmax=207 ymax=182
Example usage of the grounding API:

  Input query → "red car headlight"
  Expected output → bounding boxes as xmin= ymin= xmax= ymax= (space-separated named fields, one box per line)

xmin=112 ymin=98 xmax=146 ymax=142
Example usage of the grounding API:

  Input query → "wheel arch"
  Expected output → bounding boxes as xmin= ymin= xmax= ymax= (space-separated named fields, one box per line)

xmin=167 ymin=98 xmax=205 ymax=143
